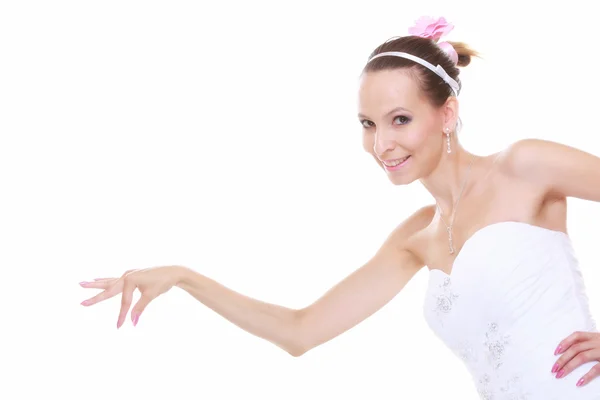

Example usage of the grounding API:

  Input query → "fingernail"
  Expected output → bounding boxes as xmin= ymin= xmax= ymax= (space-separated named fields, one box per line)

xmin=554 ymin=345 xmax=562 ymax=355
xmin=133 ymin=314 xmax=139 ymax=327
xmin=81 ymin=300 xmax=90 ymax=306
xmin=551 ymin=363 xmax=559 ymax=373
xmin=79 ymin=281 xmax=88 ymax=285
xmin=556 ymin=369 xmax=565 ymax=379
xmin=117 ymin=320 xmax=122 ymax=329
xmin=577 ymin=378 xmax=585 ymax=387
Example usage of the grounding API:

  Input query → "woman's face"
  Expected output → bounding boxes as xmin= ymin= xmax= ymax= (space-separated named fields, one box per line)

xmin=358 ymin=68 xmax=455 ymax=185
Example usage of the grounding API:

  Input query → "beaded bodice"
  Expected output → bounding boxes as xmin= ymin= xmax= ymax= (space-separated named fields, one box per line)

xmin=423 ymin=222 xmax=599 ymax=399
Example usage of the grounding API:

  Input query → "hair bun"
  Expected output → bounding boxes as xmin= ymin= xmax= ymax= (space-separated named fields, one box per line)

xmin=447 ymin=41 xmax=479 ymax=67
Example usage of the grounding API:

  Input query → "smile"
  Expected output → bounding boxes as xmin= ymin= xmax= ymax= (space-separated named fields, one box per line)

xmin=382 ymin=156 xmax=411 ymax=167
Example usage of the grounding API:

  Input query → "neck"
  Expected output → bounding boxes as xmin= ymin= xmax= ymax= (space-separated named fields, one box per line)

xmin=419 ymin=141 xmax=476 ymax=216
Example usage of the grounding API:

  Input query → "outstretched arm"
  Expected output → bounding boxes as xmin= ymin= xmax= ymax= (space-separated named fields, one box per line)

xmin=176 ymin=206 xmax=431 ymax=357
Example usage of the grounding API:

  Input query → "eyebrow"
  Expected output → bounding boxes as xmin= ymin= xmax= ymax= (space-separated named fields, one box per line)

xmin=358 ymin=106 xmax=411 ymax=120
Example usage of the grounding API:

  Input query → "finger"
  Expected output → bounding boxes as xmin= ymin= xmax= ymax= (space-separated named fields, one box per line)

xmin=131 ymin=294 xmax=153 ymax=327
xmin=117 ymin=276 xmax=137 ymax=329
xmin=121 ymin=269 xmax=137 ymax=277
xmin=79 ymin=280 xmax=112 ymax=289
xmin=92 ymin=269 xmax=136 ymax=282
xmin=555 ymin=345 xmax=600 ymax=379
xmin=80 ymin=283 xmax=122 ymax=306
xmin=555 ymin=331 xmax=596 ymax=355
xmin=554 ymin=340 xmax=597 ymax=372
xmin=575 ymin=362 xmax=600 ymax=387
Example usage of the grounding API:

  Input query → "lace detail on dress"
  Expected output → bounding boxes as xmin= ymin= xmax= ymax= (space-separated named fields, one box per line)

xmin=477 ymin=373 xmax=493 ymax=400
xmin=477 ymin=372 xmax=530 ymax=400
xmin=457 ymin=338 xmax=477 ymax=363
xmin=432 ymin=276 xmax=459 ymax=325
xmin=499 ymin=375 xmax=529 ymax=400
xmin=484 ymin=322 xmax=511 ymax=370
xmin=468 ymin=322 xmax=530 ymax=400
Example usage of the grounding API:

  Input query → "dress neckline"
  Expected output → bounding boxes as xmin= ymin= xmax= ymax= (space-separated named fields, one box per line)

xmin=428 ymin=221 xmax=570 ymax=279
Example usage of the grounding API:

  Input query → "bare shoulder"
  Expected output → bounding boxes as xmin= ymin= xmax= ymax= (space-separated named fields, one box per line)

xmin=496 ymin=138 xmax=576 ymax=180
xmin=494 ymin=139 xmax=537 ymax=175
xmin=494 ymin=138 xmax=600 ymax=202
xmin=384 ymin=204 xmax=436 ymax=243
xmin=374 ymin=204 xmax=436 ymax=269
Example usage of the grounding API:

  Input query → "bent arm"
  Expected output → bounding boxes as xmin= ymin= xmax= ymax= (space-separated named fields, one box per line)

xmin=176 ymin=206 xmax=431 ymax=357
xmin=294 ymin=220 xmax=425 ymax=355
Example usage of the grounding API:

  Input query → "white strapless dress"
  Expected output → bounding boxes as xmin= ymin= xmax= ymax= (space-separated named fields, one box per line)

xmin=423 ymin=221 xmax=600 ymax=399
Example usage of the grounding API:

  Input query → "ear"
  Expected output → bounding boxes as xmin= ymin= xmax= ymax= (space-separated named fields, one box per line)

xmin=441 ymin=96 xmax=459 ymax=130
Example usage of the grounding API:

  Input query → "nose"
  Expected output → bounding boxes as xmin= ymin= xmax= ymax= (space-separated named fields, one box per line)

xmin=373 ymin=127 xmax=396 ymax=158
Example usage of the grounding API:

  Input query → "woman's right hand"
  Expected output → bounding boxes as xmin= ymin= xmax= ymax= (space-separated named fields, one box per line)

xmin=79 ymin=265 xmax=187 ymax=328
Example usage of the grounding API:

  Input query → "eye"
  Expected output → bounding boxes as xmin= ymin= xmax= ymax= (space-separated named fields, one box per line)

xmin=394 ymin=115 xmax=411 ymax=125
xmin=360 ymin=119 xmax=374 ymax=129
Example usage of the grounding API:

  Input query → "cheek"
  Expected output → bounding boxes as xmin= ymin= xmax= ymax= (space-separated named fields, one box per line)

xmin=407 ymin=117 xmax=443 ymax=148
xmin=400 ymin=127 xmax=431 ymax=152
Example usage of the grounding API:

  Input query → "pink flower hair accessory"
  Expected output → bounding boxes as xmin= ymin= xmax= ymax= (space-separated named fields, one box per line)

xmin=408 ymin=16 xmax=459 ymax=65
xmin=366 ymin=15 xmax=462 ymax=96
xmin=407 ymin=16 xmax=454 ymax=41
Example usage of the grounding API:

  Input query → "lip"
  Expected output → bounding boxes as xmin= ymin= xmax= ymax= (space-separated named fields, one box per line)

xmin=382 ymin=156 xmax=411 ymax=171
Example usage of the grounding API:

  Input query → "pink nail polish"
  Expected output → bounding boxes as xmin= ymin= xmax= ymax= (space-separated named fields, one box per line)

xmin=551 ymin=363 xmax=559 ymax=373
xmin=556 ymin=369 xmax=565 ymax=379
xmin=133 ymin=314 xmax=139 ymax=327
xmin=554 ymin=345 xmax=562 ymax=355
xmin=79 ymin=281 xmax=88 ymax=285
xmin=577 ymin=378 xmax=585 ymax=387
xmin=81 ymin=300 xmax=89 ymax=306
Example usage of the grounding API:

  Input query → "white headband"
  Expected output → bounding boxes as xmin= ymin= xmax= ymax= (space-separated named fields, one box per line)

xmin=367 ymin=51 xmax=460 ymax=96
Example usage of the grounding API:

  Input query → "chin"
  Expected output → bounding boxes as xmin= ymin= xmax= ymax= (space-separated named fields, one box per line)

xmin=387 ymin=174 xmax=417 ymax=186
xmin=383 ymin=168 xmax=418 ymax=185
xmin=379 ymin=159 xmax=419 ymax=185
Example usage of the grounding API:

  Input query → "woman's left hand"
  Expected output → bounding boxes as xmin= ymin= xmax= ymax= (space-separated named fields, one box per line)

xmin=552 ymin=330 xmax=600 ymax=387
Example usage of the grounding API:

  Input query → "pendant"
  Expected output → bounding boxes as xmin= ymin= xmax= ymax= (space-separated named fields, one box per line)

xmin=447 ymin=226 xmax=455 ymax=254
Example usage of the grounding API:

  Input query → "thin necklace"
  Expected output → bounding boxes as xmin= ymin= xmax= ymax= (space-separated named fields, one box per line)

xmin=436 ymin=155 xmax=476 ymax=255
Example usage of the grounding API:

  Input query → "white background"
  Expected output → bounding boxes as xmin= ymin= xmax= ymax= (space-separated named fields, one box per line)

xmin=2 ymin=0 xmax=600 ymax=399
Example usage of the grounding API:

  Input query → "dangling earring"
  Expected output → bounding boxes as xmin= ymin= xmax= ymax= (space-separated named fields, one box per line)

xmin=444 ymin=127 xmax=452 ymax=154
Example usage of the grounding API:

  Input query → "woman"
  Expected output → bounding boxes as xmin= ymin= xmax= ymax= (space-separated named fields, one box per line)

xmin=80 ymin=16 xmax=600 ymax=399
